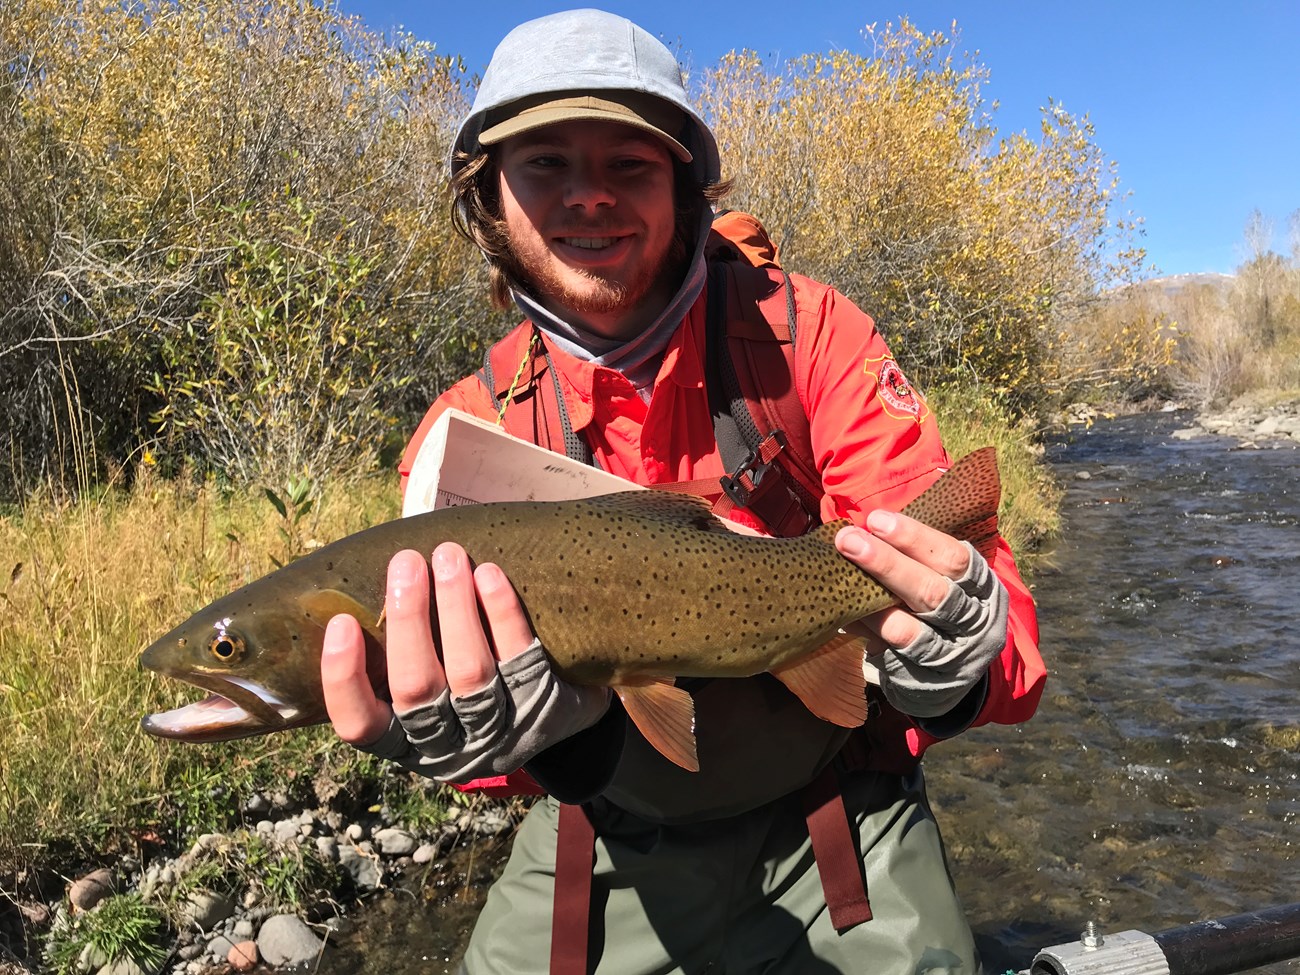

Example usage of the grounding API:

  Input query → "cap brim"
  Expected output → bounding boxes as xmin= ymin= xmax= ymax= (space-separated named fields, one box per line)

xmin=478 ymin=107 xmax=692 ymax=164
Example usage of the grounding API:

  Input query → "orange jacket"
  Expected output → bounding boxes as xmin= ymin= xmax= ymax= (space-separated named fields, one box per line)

xmin=400 ymin=272 xmax=1045 ymax=793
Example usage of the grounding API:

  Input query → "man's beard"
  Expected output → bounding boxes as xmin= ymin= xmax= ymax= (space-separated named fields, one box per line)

xmin=502 ymin=219 xmax=691 ymax=321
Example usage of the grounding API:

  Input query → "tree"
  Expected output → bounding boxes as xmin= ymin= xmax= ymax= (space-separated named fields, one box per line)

xmin=698 ymin=20 xmax=1161 ymax=413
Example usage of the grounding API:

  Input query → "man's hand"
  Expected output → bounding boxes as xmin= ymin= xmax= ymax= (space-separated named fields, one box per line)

xmin=321 ymin=543 xmax=610 ymax=781
xmin=835 ymin=510 xmax=1008 ymax=719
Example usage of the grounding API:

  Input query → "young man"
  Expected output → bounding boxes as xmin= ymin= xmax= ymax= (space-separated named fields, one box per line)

xmin=321 ymin=10 xmax=1044 ymax=974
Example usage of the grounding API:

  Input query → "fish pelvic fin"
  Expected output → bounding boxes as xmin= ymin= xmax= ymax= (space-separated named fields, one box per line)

xmin=902 ymin=447 xmax=1002 ymax=559
xmin=615 ymin=678 xmax=699 ymax=772
xmin=770 ymin=632 xmax=869 ymax=728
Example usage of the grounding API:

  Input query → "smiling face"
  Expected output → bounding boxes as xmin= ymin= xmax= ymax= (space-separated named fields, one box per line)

xmin=496 ymin=119 xmax=681 ymax=340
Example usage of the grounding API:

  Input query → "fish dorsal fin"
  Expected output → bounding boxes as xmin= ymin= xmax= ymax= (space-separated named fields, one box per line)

xmin=770 ymin=632 xmax=868 ymax=728
xmin=582 ymin=489 xmax=732 ymax=534
xmin=901 ymin=447 xmax=1001 ymax=547
xmin=615 ymin=678 xmax=699 ymax=772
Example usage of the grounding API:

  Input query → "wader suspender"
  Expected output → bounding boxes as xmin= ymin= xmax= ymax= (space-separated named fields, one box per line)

xmin=478 ymin=273 xmax=872 ymax=975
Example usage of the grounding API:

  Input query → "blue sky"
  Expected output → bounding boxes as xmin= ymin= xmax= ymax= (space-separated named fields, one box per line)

xmin=336 ymin=1 xmax=1299 ymax=278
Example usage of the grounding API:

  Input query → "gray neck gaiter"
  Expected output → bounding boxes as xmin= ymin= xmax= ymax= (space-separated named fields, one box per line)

xmin=511 ymin=209 xmax=711 ymax=398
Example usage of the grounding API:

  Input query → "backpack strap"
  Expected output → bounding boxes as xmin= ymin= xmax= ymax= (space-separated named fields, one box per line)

xmin=477 ymin=323 xmax=595 ymax=467
xmin=705 ymin=260 xmax=823 ymax=537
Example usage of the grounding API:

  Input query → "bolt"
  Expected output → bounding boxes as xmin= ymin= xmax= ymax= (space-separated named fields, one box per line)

xmin=1081 ymin=920 xmax=1104 ymax=949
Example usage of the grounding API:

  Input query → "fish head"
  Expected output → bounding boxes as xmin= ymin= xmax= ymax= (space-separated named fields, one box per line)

xmin=139 ymin=587 xmax=333 ymax=742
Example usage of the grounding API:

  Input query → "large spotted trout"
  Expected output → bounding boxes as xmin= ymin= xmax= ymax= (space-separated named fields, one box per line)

xmin=141 ymin=447 xmax=1002 ymax=771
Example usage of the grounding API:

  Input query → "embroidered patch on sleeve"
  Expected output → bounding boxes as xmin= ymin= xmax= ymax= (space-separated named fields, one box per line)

xmin=863 ymin=354 xmax=929 ymax=422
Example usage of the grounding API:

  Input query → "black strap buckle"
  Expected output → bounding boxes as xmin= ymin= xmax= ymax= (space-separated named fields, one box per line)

xmin=720 ymin=430 xmax=789 ymax=507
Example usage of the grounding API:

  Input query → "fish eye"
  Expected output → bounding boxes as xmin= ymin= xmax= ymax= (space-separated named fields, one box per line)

xmin=209 ymin=633 xmax=246 ymax=662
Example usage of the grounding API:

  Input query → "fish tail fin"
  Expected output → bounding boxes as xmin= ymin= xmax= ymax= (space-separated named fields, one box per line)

xmin=615 ymin=679 xmax=699 ymax=772
xmin=903 ymin=446 xmax=1002 ymax=558
xmin=770 ymin=632 xmax=868 ymax=728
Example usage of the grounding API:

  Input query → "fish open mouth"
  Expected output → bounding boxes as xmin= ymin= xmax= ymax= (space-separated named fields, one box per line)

xmin=141 ymin=673 xmax=299 ymax=742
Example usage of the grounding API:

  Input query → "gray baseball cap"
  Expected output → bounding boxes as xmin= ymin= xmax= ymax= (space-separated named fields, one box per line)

xmin=453 ymin=8 xmax=721 ymax=184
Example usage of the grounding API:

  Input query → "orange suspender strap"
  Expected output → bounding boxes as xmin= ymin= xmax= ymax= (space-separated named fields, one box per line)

xmin=801 ymin=763 xmax=874 ymax=931
xmin=551 ymin=802 xmax=596 ymax=975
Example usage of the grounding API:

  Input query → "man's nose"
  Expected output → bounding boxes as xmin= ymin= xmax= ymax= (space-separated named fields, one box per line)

xmin=563 ymin=163 xmax=616 ymax=210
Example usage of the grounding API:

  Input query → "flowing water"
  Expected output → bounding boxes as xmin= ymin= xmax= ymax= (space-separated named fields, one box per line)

xmin=321 ymin=410 xmax=1300 ymax=973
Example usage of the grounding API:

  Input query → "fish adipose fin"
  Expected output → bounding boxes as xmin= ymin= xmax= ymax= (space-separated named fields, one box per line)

xmin=615 ymin=678 xmax=699 ymax=772
xmin=770 ymin=633 xmax=868 ymax=728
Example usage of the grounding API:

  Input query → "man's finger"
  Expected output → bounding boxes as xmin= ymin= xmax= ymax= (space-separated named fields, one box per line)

xmin=836 ymin=523 xmax=951 ymax=615
xmin=322 ymin=614 xmax=391 ymax=746
xmin=386 ymin=548 xmax=448 ymax=712
xmin=865 ymin=510 xmax=971 ymax=580
xmin=474 ymin=562 xmax=537 ymax=662
xmin=432 ymin=543 xmax=498 ymax=697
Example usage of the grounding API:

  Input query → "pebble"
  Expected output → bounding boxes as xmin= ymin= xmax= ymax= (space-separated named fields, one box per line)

xmin=273 ymin=819 xmax=301 ymax=846
xmin=374 ymin=827 xmax=418 ymax=856
xmin=337 ymin=845 xmax=383 ymax=891
xmin=228 ymin=941 xmax=259 ymax=972
xmin=68 ymin=868 xmax=114 ymax=912
xmin=175 ymin=890 xmax=235 ymax=932
xmin=412 ymin=843 xmax=439 ymax=865
xmin=315 ymin=836 xmax=340 ymax=862
xmin=206 ymin=935 xmax=237 ymax=963
xmin=257 ymin=914 xmax=324 ymax=970
xmin=98 ymin=958 xmax=146 ymax=975
xmin=344 ymin=822 xmax=367 ymax=841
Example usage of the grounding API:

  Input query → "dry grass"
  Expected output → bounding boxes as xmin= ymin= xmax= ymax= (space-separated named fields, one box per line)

xmin=0 ymin=404 xmax=1059 ymax=872
xmin=0 ymin=469 xmax=399 ymax=867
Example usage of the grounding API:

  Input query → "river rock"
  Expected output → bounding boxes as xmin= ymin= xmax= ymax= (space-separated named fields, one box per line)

xmin=412 ymin=843 xmax=439 ymax=864
xmin=69 ymin=868 xmax=114 ymax=912
xmin=257 ymin=914 xmax=323 ymax=970
xmin=78 ymin=942 xmax=109 ymax=972
xmin=98 ymin=957 xmax=146 ymax=975
xmin=175 ymin=890 xmax=235 ymax=932
xmin=337 ymin=845 xmax=382 ymax=890
xmin=374 ymin=827 xmax=418 ymax=856
xmin=228 ymin=940 xmax=259 ymax=972
xmin=206 ymin=934 xmax=237 ymax=964
xmin=273 ymin=819 xmax=301 ymax=846
xmin=315 ymin=836 xmax=340 ymax=862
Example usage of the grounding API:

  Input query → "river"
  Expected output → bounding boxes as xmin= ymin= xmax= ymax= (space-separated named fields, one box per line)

xmin=320 ymin=410 xmax=1300 ymax=973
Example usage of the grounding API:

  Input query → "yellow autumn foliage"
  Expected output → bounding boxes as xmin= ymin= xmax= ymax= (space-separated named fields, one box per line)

xmin=700 ymin=21 xmax=1165 ymax=408
xmin=2 ymin=8 xmax=1164 ymax=500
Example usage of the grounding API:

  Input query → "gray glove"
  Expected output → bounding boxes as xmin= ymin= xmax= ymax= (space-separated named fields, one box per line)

xmin=878 ymin=541 xmax=1008 ymax=719
xmin=359 ymin=639 xmax=611 ymax=782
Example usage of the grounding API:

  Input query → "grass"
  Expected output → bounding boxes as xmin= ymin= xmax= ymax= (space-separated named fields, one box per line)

xmin=0 ymin=467 xmax=401 ymax=871
xmin=0 ymin=402 xmax=1061 ymax=879
xmin=43 ymin=894 xmax=168 ymax=975
xmin=929 ymin=382 xmax=1061 ymax=561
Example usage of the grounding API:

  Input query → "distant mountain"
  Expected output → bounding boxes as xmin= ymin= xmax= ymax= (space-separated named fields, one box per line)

xmin=1138 ymin=272 xmax=1236 ymax=298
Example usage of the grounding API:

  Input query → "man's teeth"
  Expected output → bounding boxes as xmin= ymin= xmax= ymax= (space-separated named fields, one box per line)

xmin=563 ymin=237 xmax=618 ymax=249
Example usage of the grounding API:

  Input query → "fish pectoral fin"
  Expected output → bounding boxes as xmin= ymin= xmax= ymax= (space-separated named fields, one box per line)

xmin=298 ymin=589 xmax=382 ymax=633
xmin=770 ymin=633 xmax=868 ymax=728
xmin=615 ymin=679 xmax=699 ymax=773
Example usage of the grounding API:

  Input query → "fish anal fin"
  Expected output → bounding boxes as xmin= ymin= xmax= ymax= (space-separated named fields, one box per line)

xmin=770 ymin=633 xmax=868 ymax=728
xmin=615 ymin=678 xmax=699 ymax=772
